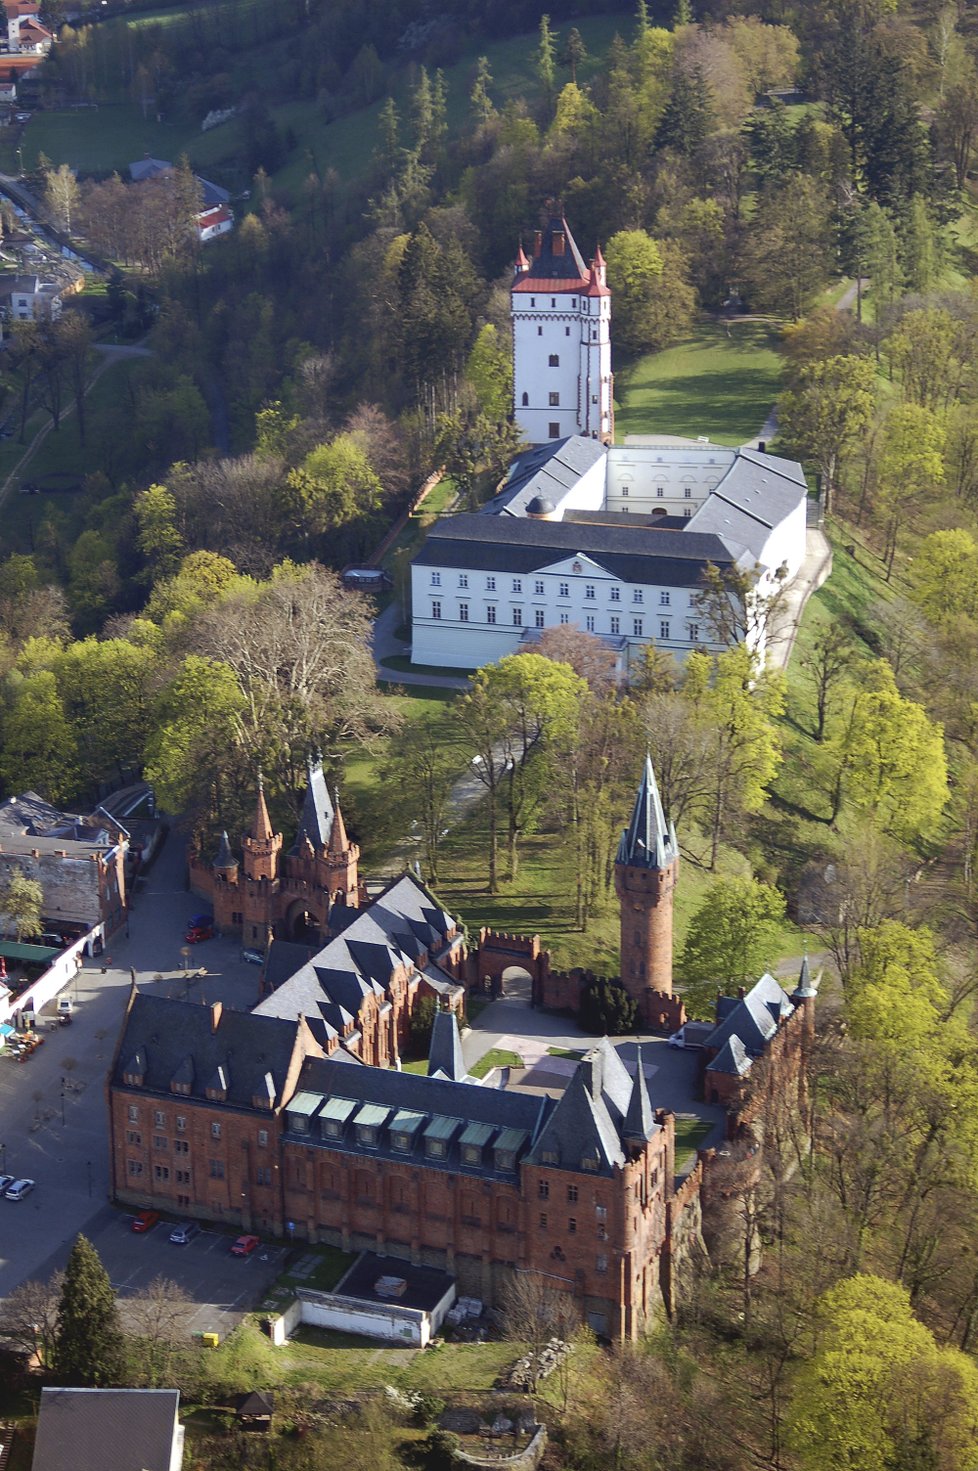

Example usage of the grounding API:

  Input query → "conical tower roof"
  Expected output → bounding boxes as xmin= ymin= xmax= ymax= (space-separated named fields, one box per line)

xmin=616 ymin=755 xmax=678 ymax=870
xmin=328 ymin=789 xmax=349 ymax=855
xmin=427 ymin=1009 xmax=466 ymax=1082
xmin=213 ymin=830 xmax=235 ymax=870
xmin=251 ymin=776 xmax=274 ymax=842
xmin=293 ymin=758 xmax=334 ymax=853
xmin=623 ymin=1046 xmax=656 ymax=1141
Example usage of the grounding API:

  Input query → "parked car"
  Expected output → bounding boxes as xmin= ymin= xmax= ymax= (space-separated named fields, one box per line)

xmin=241 ymin=949 xmax=264 ymax=965
xmin=0 ymin=1173 xmax=15 ymax=1194
xmin=230 ymin=1233 xmax=260 ymax=1256
xmin=132 ymin=1209 xmax=160 ymax=1233
xmin=185 ymin=924 xmax=214 ymax=943
xmin=6 ymin=1178 xmax=35 ymax=1200
xmin=169 ymin=1221 xmax=200 ymax=1245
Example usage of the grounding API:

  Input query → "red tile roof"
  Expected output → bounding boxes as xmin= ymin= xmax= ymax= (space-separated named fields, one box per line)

xmin=512 ymin=275 xmax=589 ymax=294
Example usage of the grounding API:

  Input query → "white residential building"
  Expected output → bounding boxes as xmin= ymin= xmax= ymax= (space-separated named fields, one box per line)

xmin=410 ymin=435 xmax=809 ymax=675
xmin=511 ymin=214 xmax=613 ymax=445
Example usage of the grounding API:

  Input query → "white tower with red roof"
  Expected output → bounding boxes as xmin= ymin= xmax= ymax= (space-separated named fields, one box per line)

xmin=511 ymin=214 xmax=613 ymax=446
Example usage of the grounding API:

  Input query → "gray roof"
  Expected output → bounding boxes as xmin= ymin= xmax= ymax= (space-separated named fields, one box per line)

xmin=415 ymin=513 xmax=743 ymax=587
xmin=427 ymin=1009 xmax=466 ymax=1081
xmin=616 ymin=756 xmax=678 ymax=870
xmin=623 ymin=1045 xmax=657 ymax=1140
xmin=517 ymin=214 xmax=589 ymax=282
xmin=704 ymin=973 xmax=795 ymax=1060
xmin=291 ymin=758 xmax=334 ymax=853
xmin=112 ymin=992 xmax=305 ymax=1110
xmin=686 ymin=449 xmax=807 ymax=564
xmin=254 ymin=873 xmax=462 ymax=1032
xmin=791 ymin=954 xmax=820 ymax=1001
xmin=706 ymin=1035 xmax=752 ymax=1076
xmin=32 ymin=1388 xmax=181 ymax=1471
xmin=525 ymin=1039 xmax=639 ymax=1176
xmin=285 ymin=1053 xmax=549 ymax=1180
xmin=214 ymin=830 xmax=234 ymax=869
xmin=485 ymin=437 xmax=608 ymax=518
xmin=0 ymin=792 xmax=120 ymax=857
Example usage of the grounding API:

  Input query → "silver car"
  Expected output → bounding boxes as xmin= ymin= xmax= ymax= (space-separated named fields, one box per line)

xmin=6 ymin=1178 xmax=35 ymax=1200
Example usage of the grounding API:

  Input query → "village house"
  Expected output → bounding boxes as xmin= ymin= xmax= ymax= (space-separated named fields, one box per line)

xmin=0 ymin=791 xmax=128 ymax=943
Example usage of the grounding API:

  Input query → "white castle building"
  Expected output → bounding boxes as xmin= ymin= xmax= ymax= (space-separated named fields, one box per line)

xmin=512 ymin=216 xmax=613 ymax=444
xmin=408 ymin=213 xmax=810 ymax=677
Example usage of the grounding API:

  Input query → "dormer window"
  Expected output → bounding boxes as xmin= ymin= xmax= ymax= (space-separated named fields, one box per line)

xmin=581 ymin=1152 xmax=600 ymax=1171
xmin=426 ymin=1138 xmax=446 ymax=1158
xmin=496 ymin=1150 xmax=515 ymax=1172
xmin=357 ymin=1124 xmax=377 ymax=1147
xmin=541 ymin=1148 xmax=559 ymax=1166
xmin=462 ymin=1144 xmax=482 ymax=1165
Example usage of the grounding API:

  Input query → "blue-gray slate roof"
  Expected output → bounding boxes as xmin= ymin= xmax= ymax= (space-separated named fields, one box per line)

xmin=616 ymin=755 xmax=678 ymax=870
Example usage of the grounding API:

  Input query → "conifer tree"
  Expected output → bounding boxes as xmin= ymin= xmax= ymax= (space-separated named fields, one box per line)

xmin=53 ymin=1235 xmax=125 ymax=1386
xmin=470 ymin=56 xmax=495 ymax=126
xmin=537 ymin=15 xmax=557 ymax=115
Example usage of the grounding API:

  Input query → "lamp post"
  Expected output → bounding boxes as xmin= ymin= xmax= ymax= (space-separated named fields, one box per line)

xmin=0 ymin=1142 xmax=6 ymax=1174
xmin=60 ymin=1077 xmax=65 ymax=1127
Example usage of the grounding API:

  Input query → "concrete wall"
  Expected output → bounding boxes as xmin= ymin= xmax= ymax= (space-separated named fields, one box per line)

xmin=453 ymin=1426 xmax=548 ymax=1470
xmin=294 ymin=1281 xmax=455 ymax=1347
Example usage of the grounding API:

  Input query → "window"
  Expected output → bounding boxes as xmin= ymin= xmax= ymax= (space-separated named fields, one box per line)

xmin=660 ymin=621 xmax=670 ymax=640
xmin=127 ymin=1105 xmax=139 ymax=1123
xmin=392 ymin=1132 xmax=411 ymax=1153
xmin=174 ymin=1139 xmax=189 ymax=1154
xmin=581 ymin=1151 xmax=600 ymax=1172
xmin=541 ymin=1148 xmax=559 ymax=1165
xmin=534 ymin=579 xmax=544 ymax=594
xmin=610 ymin=615 xmax=620 ymax=635
xmin=633 ymin=590 xmax=643 ymax=604
xmin=596 ymin=1254 xmax=608 ymax=1274
xmin=585 ymin=584 xmax=595 ymax=600
xmin=549 ymin=422 xmax=560 ymax=438
xmin=459 ymin=603 xmax=469 ymax=622
xmin=487 ymin=605 xmax=496 ymax=624
xmin=565 ymin=326 xmax=570 ymax=336
xmin=539 ymin=1180 xmax=550 ymax=1199
xmin=621 ymin=486 xmax=628 ymax=497
xmin=633 ymin=618 xmax=644 ymax=637
xmin=153 ymin=1164 xmax=169 ymax=1182
xmin=258 ymin=1129 xmax=268 ymax=1148
xmin=549 ymin=392 xmax=560 ymax=406
xmin=684 ymin=488 xmax=692 ymax=499
xmin=549 ymin=354 xmax=559 ymax=367
xmin=559 ymin=581 xmax=569 ymax=597
xmin=568 ymin=1184 xmax=579 ymax=1202
xmin=127 ymin=1160 xmax=143 ymax=1177
xmin=175 ymin=1170 xmax=190 ymax=1186
xmin=177 ymin=1194 xmax=190 ymax=1207
xmin=513 ymin=607 xmax=523 ymax=626
xmin=568 ymin=1217 xmax=577 ymax=1234
xmin=571 ymin=299 xmax=577 ymax=309
xmin=597 ymin=1223 xmax=607 ymax=1239
xmin=153 ymin=1135 xmax=168 ymax=1151
xmin=610 ymin=586 xmax=620 ymax=602
xmin=559 ymin=612 xmax=570 ymax=625
xmin=512 ymin=578 xmax=522 ymax=592
xmin=154 ymin=1110 xmax=165 ymax=1127
xmin=656 ymin=486 xmax=664 ymax=498
xmin=426 ymin=1138 xmax=446 ymax=1159
xmin=496 ymin=1150 xmax=515 ymax=1173
xmin=535 ymin=608 xmax=545 ymax=628
xmin=585 ymin=615 xmax=595 ymax=632
xmin=688 ymin=623 xmax=700 ymax=642
xmin=521 ymin=391 xmax=528 ymax=406
xmin=462 ymin=1143 xmax=482 ymax=1166
xmin=431 ymin=571 xmax=441 ymax=586
xmin=530 ymin=297 xmax=536 ymax=307
xmin=431 ymin=600 xmax=442 ymax=620
xmin=211 ymin=1122 xmax=221 ymax=1139
xmin=459 ymin=573 xmax=468 ymax=589
xmin=125 ymin=1130 xmax=141 ymax=1146
xmin=539 ymin=1212 xmax=548 ymax=1228
xmin=256 ymin=1167 xmax=272 ymax=1186
xmin=550 ymin=297 xmax=556 ymax=307
xmin=176 ymin=1115 xmax=186 ymax=1133
xmin=486 ymin=575 xmax=496 ymax=590
xmin=209 ymin=1159 xmax=224 ymax=1179
xmin=537 ymin=326 xmax=543 ymax=336
xmin=683 ymin=508 xmax=692 ymax=519
xmin=660 ymin=591 xmax=670 ymax=605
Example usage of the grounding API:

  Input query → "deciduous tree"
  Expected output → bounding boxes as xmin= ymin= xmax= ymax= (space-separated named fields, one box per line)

xmin=678 ymin=875 xmax=786 ymax=1016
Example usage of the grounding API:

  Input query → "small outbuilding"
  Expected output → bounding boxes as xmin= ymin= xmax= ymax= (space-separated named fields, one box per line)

xmin=235 ymin=1391 xmax=275 ymax=1432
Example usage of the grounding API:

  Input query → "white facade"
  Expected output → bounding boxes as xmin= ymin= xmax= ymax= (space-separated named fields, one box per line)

xmin=511 ymin=217 xmax=613 ymax=446
xmin=410 ymin=437 xmax=809 ymax=675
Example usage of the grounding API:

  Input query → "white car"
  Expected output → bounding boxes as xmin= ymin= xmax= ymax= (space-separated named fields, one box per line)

xmin=667 ymin=1028 xmax=686 ymax=1049
xmin=5 ymin=1178 xmax=35 ymax=1200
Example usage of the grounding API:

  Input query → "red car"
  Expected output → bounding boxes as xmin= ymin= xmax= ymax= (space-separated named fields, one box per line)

xmin=230 ymin=1233 xmax=260 ymax=1257
xmin=185 ymin=924 xmax=214 ymax=943
xmin=132 ymin=1210 xmax=160 ymax=1233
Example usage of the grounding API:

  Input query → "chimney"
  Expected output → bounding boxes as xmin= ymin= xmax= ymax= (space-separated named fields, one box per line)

xmin=533 ymin=229 xmax=542 ymax=255
xmin=758 ymin=440 xmax=766 ymax=454
xmin=737 ymin=986 xmax=746 ymax=1000
xmin=210 ymin=1000 xmax=223 ymax=1032
xmin=553 ymin=230 xmax=565 ymax=257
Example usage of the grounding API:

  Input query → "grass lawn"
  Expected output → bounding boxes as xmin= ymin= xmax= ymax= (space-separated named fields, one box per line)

xmin=18 ymin=103 xmax=237 ymax=178
xmin=614 ymin=320 xmax=784 ymax=447
xmin=674 ymin=1116 xmax=714 ymax=1169
xmin=271 ymin=1244 xmax=354 ymax=1300
xmin=379 ymin=654 xmax=471 ymax=679
xmin=470 ymin=1047 xmax=522 ymax=1078
xmin=277 ymin=1325 xmax=518 ymax=1393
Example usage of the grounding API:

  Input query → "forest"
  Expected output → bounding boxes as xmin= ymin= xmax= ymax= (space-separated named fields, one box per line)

xmin=4 ymin=0 xmax=978 ymax=1466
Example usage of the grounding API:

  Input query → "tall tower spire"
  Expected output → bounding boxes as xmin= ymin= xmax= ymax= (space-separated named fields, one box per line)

xmin=614 ymin=756 xmax=680 ymax=1016
xmin=242 ymin=771 xmax=283 ymax=882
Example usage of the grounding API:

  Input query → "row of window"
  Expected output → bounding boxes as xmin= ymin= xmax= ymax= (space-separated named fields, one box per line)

xmin=538 ymin=1181 xmax=606 ymax=1210
xmin=124 ymin=1104 xmax=270 ymax=1149
xmin=430 ymin=603 xmax=699 ymax=640
xmin=433 ymin=572 xmax=679 ymax=606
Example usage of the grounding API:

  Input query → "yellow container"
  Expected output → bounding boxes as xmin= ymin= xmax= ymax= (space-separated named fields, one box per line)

xmin=201 ymin=1332 xmax=220 ymax=1348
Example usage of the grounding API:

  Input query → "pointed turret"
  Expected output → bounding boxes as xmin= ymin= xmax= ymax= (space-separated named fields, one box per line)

xmin=213 ymin=829 xmax=237 ymax=882
xmin=623 ymin=1047 xmax=656 ymax=1143
xmin=328 ymin=789 xmax=348 ymax=855
xmin=615 ymin=757 xmax=681 ymax=1010
xmin=427 ymin=1008 xmax=466 ymax=1082
xmin=252 ymin=775 xmax=274 ymax=842
xmin=514 ymin=243 xmax=530 ymax=273
xmin=293 ymin=757 xmax=334 ymax=854
xmin=790 ymin=954 xmax=820 ymax=1003
xmin=617 ymin=754 xmax=678 ymax=871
